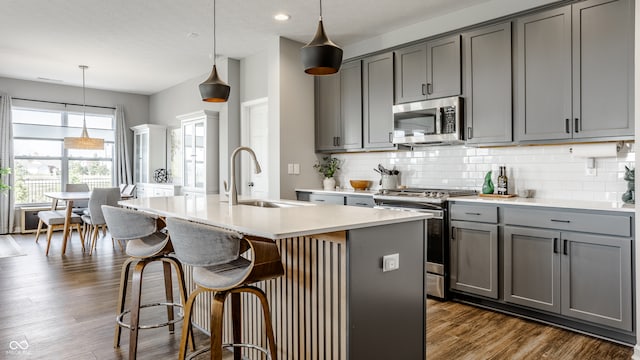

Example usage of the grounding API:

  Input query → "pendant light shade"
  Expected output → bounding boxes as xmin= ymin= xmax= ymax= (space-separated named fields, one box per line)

xmin=64 ymin=65 xmax=104 ymax=150
xmin=199 ymin=0 xmax=230 ymax=102
xmin=200 ymin=64 xmax=230 ymax=102
xmin=301 ymin=0 xmax=343 ymax=75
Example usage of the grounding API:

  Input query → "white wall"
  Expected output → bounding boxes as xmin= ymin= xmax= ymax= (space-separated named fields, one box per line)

xmin=0 ymin=76 xmax=150 ymax=166
xmin=343 ymin=0 xmax=560 ymax=59
xmin=240 ymin=50 xmax=268 ymax=102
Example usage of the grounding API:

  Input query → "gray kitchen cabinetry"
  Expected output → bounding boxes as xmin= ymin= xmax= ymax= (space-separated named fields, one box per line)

xmin=308 ymin=193 xmax=345 ymax=205
xmin=363 ymin=52 xmax=395 ymax=150
xmin=516 ymin=0 xmax=633 ymax=142
xmin=463 ymin=22 xmax=513 ymax=144
xmin=449 ymin=203 xmax=499 ymax=299
xmin=394 ymin=35 xmax=461 ymax=104
xmin=296 ymin=191 xmax=375 ymax=208
xmin=345 ymin=195 xmax=375 ymax=207
xmin=503 ymin=207 xmax=633 ymax=331
xmin=315 ymin=60 xmax=362 ymax=152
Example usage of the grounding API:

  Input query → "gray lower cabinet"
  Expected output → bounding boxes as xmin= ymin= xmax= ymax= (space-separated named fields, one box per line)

xmin=463 ymin=22 xmax=512 ymax=144
xmin=504 ymin=226 xmax=561 ymax=313
xmin=450 ymin=220 xmax=499 ymax=299
xmin=345 ymin=195 xmax=375 ymax=207
xmin=503 ymin=207 xmax=633 ymax=332
xmin=516 ymin=0 xmax=633 ymax=142
xmin=308 ymin=193 xmax=345 ymax=205
xmin=561 ymin=232 xmax=632 ymax=331
xmin=363 ymin=52 xmax=395 ymax=150
xmin=297 ymin=191 xmax=375 ymax=208
xmin=315 ymin=60 xmax=362 ymax=152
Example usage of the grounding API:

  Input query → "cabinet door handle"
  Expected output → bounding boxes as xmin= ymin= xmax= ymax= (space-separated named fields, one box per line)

xmin=553 ymin=238 xmax=558 ymax=254
xmin=355 ymin=202 xmax=369 ymax=206
xmin=467 ymin=127 xmax=473 ymax=139
xmin=565 ymin=118 xmax=570 ymax=133
xmin=563 ymin=239 xmax=568 ymax=255
xmin=451 ymin=227 xmax=456 ymax=240
xmin=421 ymin=84 xmax=426 ymax=95
xmin=550 ymin=219 xmax=570 ymax=223
xmin=336 ymin=136 xmax=341 ymax=146
xmin=315 ymin=199 xmax=325 ymax=202
xmin=388 ymin=132 xmax=393 ymax=143
xmin=465 ymin=212 xmax=481 ymax=216
xmin=426 ymin=83 xmax=433 ymax=95
xmin=574 ymin=118 xmax=579 ymax=133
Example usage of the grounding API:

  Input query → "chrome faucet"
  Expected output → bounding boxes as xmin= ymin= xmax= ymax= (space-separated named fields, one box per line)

xmin=225 ymin=146 xmax=262 ymax=206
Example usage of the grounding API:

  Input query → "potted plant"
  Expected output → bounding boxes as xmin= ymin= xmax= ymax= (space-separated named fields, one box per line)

xmin=313 ymin=156 xmax=342 ymax=190
xmin=0 ymin=167 xmax=10 ymax=194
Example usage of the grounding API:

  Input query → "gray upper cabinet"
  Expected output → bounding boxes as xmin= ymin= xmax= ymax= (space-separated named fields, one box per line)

xmin=463 ymin=22 xmax=513 ymax=144
xmin=516 ymin=6 xmax=572 ymax=141
xmin=504 ymin=226 xmax=561 ymax=313
xmin=572 ymin=0 xmax=633 ymax=139
xmin=394 ymin=35 xmax=461 ymax=104
xmin=394 ymin=43 xmax=427 ymax=104
xmin=363 ymin=52 xmax=395 ymax=149
xmin=516 ymin=0 xmax=633 ymax=142
xmin=315 ymin=60 xmax=362 ymax=152
xmin=427 ymin=35 xmax=462 ymax=100
xmin=315 ymin=73 xmax=341 ymax=151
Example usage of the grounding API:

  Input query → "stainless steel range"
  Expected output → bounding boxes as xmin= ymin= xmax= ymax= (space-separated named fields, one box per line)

xmin=373 ymin=188 xmax=476 ymax=299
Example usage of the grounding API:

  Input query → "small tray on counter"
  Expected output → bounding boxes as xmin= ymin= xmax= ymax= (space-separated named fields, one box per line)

xmin=479 ymin=194 xmax=517 ymax=198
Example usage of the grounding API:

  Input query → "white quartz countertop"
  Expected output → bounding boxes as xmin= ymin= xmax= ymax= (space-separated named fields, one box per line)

xmin=119 ymin=195 xmax=430 ymax=239
xmin=449 ymin=195 xmax=635 ymax=213
xmin=295 ymin=188 xmax=376 ymax=196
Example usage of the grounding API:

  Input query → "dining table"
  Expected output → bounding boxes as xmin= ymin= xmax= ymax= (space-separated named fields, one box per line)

xmin=44 ymin=191 xmax=133 ymax=254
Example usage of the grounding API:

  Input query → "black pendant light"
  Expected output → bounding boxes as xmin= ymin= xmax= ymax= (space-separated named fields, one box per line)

xmin=199 ymin=0 xmax=230 ymax=102
xmin=301 ymin=0 xmax=343 ymax=75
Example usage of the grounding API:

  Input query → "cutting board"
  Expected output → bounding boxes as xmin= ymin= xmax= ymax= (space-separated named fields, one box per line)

xmin=479 ymin=194 xmax=517 ymax=198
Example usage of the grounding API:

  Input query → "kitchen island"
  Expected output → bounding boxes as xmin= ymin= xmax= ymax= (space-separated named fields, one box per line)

xmin=120 ymin=195 xmax=430 ymax=360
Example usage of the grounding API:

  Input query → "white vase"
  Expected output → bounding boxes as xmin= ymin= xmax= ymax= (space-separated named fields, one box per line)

xmin=323 ymin=177 xmax=336 ymax=190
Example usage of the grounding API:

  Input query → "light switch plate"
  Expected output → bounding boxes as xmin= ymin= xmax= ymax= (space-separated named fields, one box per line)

xmin=287 ymin=163 xmax=294 ymax=174
xmin=293 ymin=163 xmax=300 ymax=175
xmin=382 ymin=253 xmax=399 ymax=272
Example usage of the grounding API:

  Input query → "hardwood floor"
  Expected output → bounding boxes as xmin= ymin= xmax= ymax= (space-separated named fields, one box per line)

xmin=0 ymin=232 xmax=634 ymax=359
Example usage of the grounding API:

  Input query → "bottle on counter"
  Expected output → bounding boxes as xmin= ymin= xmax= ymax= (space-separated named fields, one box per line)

xmin=497 ymin=166 xmax=508 ymax=195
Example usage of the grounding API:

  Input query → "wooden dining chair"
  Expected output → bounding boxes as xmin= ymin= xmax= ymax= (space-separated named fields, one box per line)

xmin=35 ymin=210 xmax=85 ymax=256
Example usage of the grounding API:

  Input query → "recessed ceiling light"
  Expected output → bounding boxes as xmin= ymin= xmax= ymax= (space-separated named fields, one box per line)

xmin=186 ymin=32 xmax=200 ymax=38
xmin=274 ymin=13 xmax=291 ymax=21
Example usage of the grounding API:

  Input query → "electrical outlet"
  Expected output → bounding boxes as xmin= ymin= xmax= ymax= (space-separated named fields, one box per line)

xmin=585 ymin=168 xmax=597 ymax=176
xmin=382 ymin=253 xmax=399 ymax=272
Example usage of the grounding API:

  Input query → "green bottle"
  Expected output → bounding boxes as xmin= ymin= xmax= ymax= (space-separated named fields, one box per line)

xmin=482 ymin=171 xmax=494 ymax=194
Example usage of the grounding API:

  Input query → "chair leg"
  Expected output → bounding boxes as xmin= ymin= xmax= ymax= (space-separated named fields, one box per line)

xmin=231 ymin=293 xmax=242 ymax=360
xmin=90 ymin=225 xmax=99 ymax=255
xmin=45 ymin=224 xmax=54 ymax=256
xmin=114 ymin=257 xmax=136 ymax=348
xmin=164 ymin=257 xmax=195 ymax=352
xmin=162 ymin=261 xmax=175 ymax=334
xmin=35 ymin=219 xmax=43 ymax=243
xmin=179 ymin=287 xmax=208 ymax=360
xmin=211 ymin=291 xmax=229 ymax=360
xmin=243 ymin=285 xmax=278 ymax=360
xmin=76 ymin=224 xmax=85 ymax=252
xmin=102 ymin=224 xmax=107 ymax=237
xmin=128 ymin=259 xmax=150 ymax=360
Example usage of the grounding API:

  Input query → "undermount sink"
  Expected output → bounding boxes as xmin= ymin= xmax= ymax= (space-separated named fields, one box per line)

xmin=238 ymin=200 xmax=300 ymax=208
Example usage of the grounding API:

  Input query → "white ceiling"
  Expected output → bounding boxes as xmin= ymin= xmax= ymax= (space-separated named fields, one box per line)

xmin=1 ymin=0 xmax=490 ymax=95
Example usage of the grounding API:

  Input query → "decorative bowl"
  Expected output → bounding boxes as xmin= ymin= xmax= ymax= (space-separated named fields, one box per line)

xmin=350 ymin=180 xmax=371 ymax=190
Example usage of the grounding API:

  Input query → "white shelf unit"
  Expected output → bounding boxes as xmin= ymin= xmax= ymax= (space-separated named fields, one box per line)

xmin=178 ymin=110 xmax=219 ymax=196
xmin=136 ymin=183 xmax=182 ymax=198
xmin=131 ymin=124 xmax=167 ymax=188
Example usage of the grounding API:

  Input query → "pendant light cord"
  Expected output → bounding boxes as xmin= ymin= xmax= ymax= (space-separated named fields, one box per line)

xmin=319 ymin=0 xmax=323 ymax=21
xmin=81 ymin=65 xmax=87 ymax=127
xmin=213 ymin=0 xmax=217 ymax=66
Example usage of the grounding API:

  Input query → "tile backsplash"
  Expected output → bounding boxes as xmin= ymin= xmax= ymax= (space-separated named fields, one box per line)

xmin=330 ymin=142 xmax=635 ymax=203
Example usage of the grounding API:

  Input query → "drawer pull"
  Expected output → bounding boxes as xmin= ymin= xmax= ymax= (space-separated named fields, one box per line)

xmin=355 ymin=202 xmax=369 ymax=206
xmin=315 ymin=199 xmax=325 ymax=202
xmin=465 ymin=212 xmax=481 ymax=216
xmin=550 ymin=219 xmax=570 ymax=223
xmin=563 ymin=239 xmax=568 ymax=255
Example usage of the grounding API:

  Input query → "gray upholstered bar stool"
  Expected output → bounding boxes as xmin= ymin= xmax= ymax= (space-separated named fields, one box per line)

xmin=165 ymin=217 xmax=284 ymax=360
xmin=102 ymin=205 xmax=192 ymax=360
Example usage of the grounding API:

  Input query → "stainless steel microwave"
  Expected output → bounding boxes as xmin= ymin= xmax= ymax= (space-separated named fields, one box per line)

xmin=392 ymin=96 xmax=464 ymax=145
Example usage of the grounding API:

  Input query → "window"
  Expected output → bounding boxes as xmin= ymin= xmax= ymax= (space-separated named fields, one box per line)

xmin=12 ymin=102 xmax=115 ymax=204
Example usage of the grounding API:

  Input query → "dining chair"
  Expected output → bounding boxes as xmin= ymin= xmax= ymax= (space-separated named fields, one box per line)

xmin=65 ymin=183 xmax=90 ymax=215
xmin=101 ymin=205 xmax=192 ymax=360
xmin=165 ymin=217 xmax=284 ymax=360
xmin=35 ymin=210 xmax=85 ymax=256
xmin=81 ymin=187 xmax=121 ymax=255
xmin=122 ymin=184 xmax=137 ymax=198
